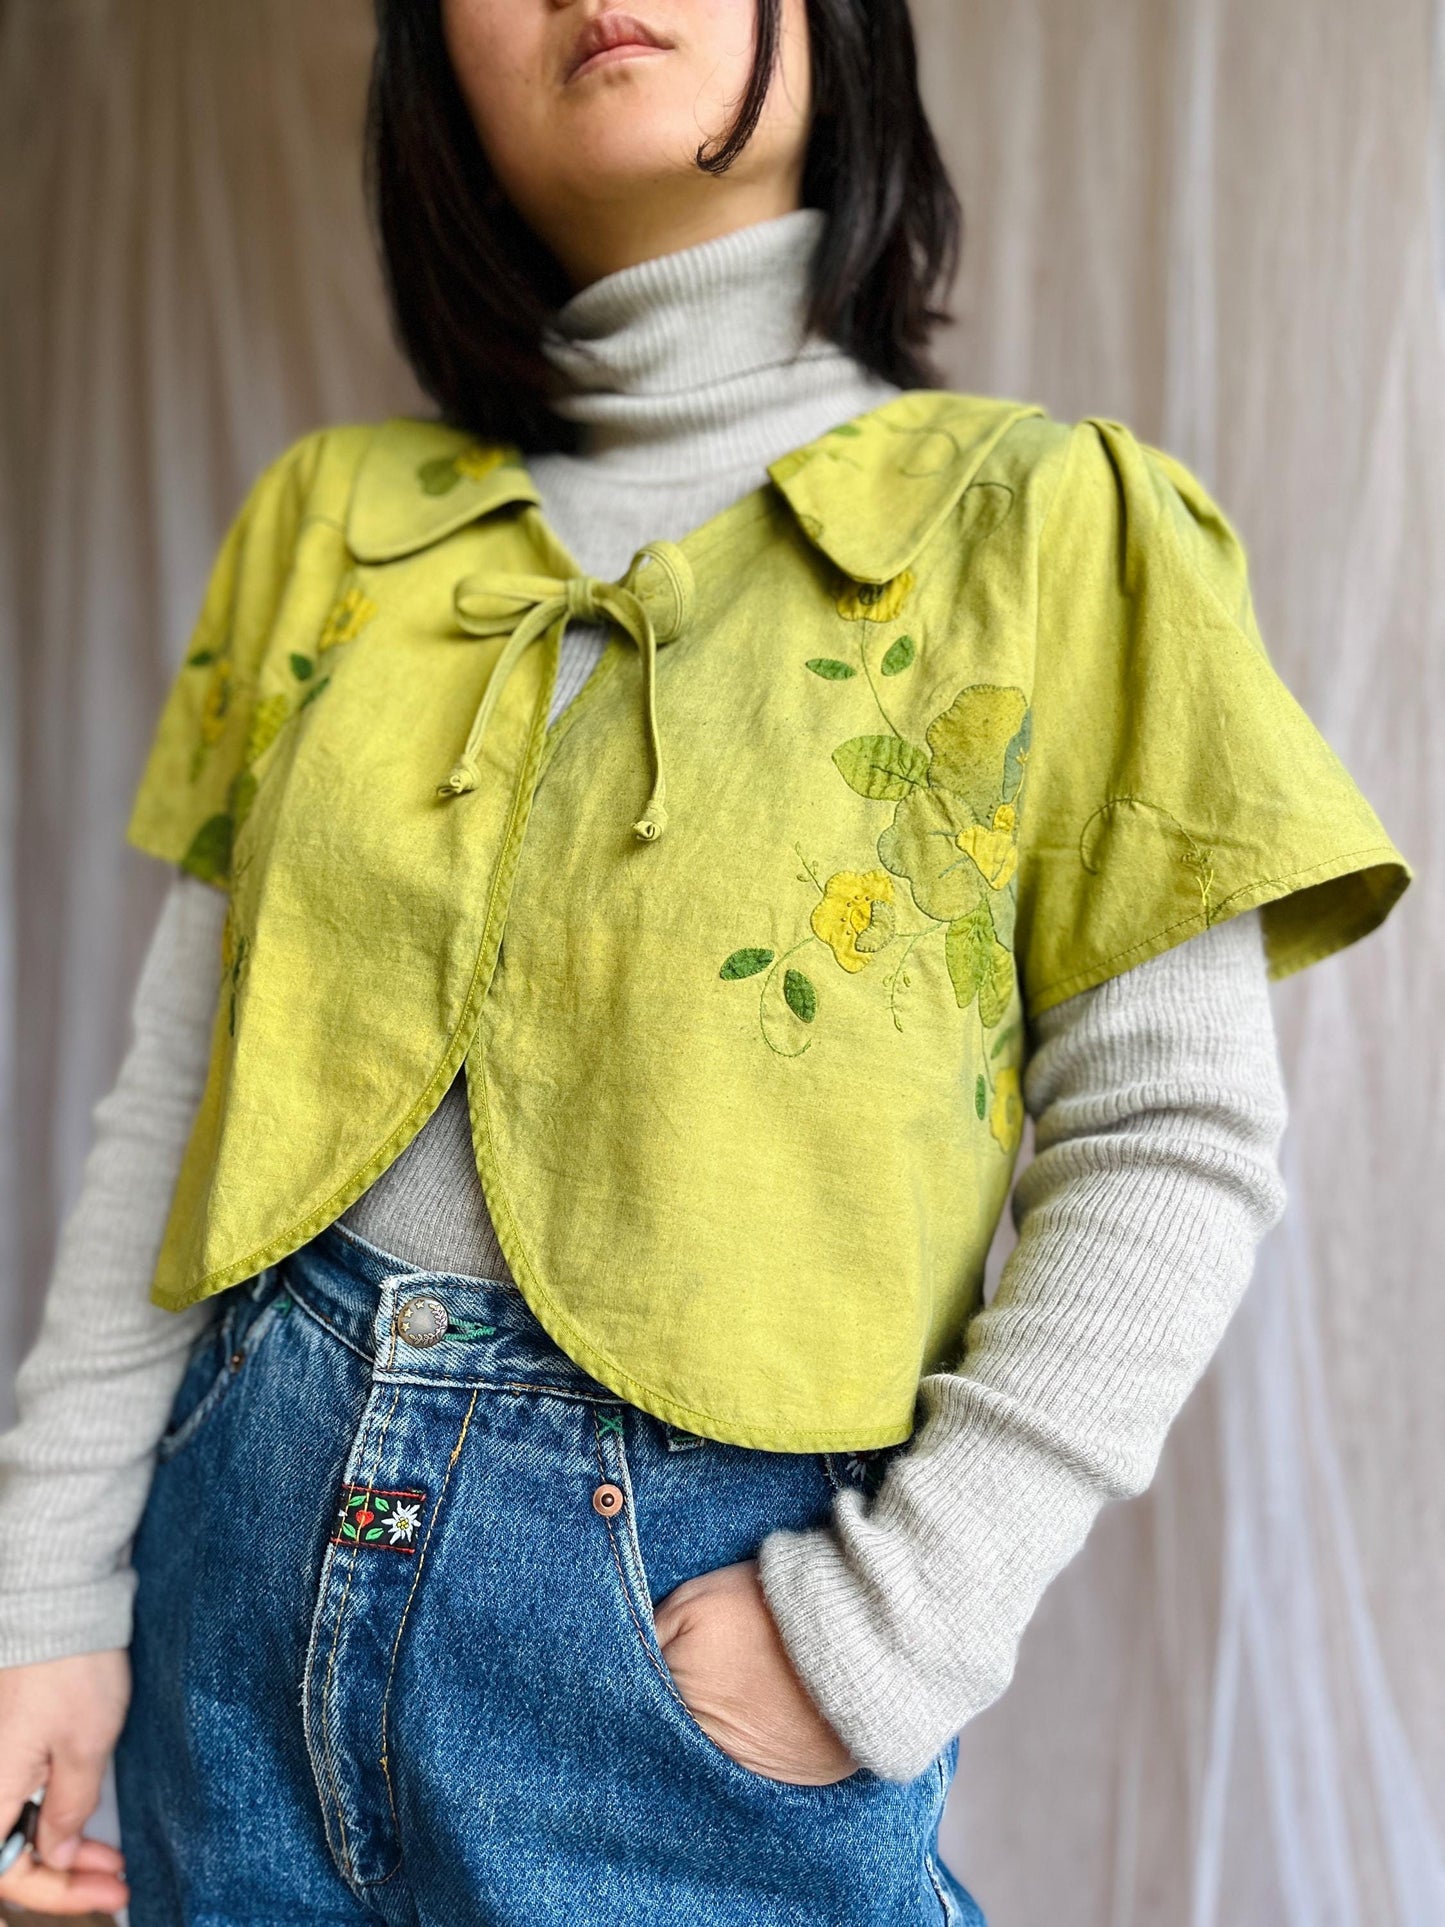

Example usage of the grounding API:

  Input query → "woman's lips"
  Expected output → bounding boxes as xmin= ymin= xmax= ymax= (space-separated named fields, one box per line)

xmin=564 ymin=12 xmax=673 ymax=84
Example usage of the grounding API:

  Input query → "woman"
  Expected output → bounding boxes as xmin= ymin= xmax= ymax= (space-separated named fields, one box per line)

xmin=0 ymin=2 xmax=1410 ymax=1922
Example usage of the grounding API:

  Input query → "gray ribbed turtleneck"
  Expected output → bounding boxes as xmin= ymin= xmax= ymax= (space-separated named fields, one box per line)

xmin=535 ymin=207 xmax=898 ymax=492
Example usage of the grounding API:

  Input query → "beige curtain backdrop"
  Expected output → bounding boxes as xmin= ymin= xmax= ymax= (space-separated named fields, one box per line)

xmin=1 ymin=2 xmax=1440 ymax=1920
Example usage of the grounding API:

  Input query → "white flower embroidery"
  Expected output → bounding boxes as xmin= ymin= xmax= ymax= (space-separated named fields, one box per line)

xmin=386 ymin=1503 xmax=421 ymax=1545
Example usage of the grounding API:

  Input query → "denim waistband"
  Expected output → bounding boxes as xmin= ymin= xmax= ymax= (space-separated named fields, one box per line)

xmin=280 ymin=1217 xmax=623 ymax=1404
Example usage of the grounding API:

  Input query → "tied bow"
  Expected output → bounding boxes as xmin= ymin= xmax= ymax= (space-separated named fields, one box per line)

xmin=439 ymin=567 xmax=673 ymax=841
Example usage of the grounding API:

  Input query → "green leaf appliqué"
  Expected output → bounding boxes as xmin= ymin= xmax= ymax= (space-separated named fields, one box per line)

xmin=880 ymin=634 xmax=917 ymax=676
xmin=228 ymin=768 xmax=258 ymax=833
xmin=832 ymin=736 xmax=930 ymax=801
xmin=181 ymin=813 xmax=233 ymax=885
xmin=977 ymin=941 xmax=1015 ymax=1029
xmin=945 ymin=905 xmax=995 ymax=1010
xmin=417 ymin=455 xmax=462 ymax=496
xmin=720 ymin=948 xmax=775 ymax=980
xmin=783 ymin=969 xmax=818 ymax=1023
xmin=807 ymin=658 xmax=857 ymax=680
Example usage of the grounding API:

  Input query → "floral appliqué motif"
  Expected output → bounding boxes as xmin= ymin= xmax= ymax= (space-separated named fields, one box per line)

xmin=179 ymin=579 xmax=377 ymax=888
xmin=718 ymin=569 xmax=1029 ymax=1153
xmin=330 ymin=1484 xmax=427 ymax=1554
xmin=416 ymin=444 xmax=507 ymax=496
xmin=835 ymin=572 xmax=915 ymax=624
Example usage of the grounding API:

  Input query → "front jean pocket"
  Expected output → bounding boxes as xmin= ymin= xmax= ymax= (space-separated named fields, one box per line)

xmin=155 ymin=1264 xmax=289 ymax=1465
xmin=592 ymin=1406 xmax=871 ymax=1798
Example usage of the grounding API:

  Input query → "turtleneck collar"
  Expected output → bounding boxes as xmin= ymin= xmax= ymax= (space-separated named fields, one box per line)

xmin=538 ymin=208 xmax=899 ymax=482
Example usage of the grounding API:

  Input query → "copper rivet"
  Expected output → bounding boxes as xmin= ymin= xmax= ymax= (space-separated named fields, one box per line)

xmin=591 ymin=1482 xmax=624 ymax=1517
xmin=230 ymin=1350 xmax=246 ymax=1371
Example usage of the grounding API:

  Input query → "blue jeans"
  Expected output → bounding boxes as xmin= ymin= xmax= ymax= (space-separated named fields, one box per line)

xmin=114 ymin=1218 xmax=985 ymax=1926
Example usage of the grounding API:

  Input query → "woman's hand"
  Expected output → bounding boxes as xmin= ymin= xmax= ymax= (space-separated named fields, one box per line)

xmin=653 ymin=1557 xmax=858 ymax=1785
xmin=0 ymin=1651 xmax=131 ymax=1916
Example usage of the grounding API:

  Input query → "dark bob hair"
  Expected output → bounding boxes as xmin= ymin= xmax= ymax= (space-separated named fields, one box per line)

xmin=365 ymin=1 xmax=962 ymax=452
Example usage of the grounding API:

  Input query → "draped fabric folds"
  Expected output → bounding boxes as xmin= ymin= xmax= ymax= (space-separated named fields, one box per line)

xmin=1 ymin=1 xmax=1440 ymax=1918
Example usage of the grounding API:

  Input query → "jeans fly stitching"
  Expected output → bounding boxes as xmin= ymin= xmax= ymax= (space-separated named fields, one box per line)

xmin=312 ymin=1336 xmax=404 ymax=1885
xmin=378 ymin=1387 xmax=481 ymax=1843
xmin=302 ymin=1376 xmax=388 ymax=1875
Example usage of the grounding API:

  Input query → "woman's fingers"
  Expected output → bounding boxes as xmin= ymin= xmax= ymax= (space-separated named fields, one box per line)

xmin=655 ymin=1557 xmax=858 ymax=1784
xmin=0 ymin=1651 xmax=132 ymax=1911
xmin=0 ymin=1817 xmax=129 ymax=1914
xmin=0 ymin=1842 xmax=129 ymax=1916
xmin=33 ymin=1741 xmax=109 ymax=1868
xmin=59 ymin=1834 xmax=126 ymax=1872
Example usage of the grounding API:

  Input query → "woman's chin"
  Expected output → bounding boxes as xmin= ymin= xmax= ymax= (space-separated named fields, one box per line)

xmin=546 ymin=132 xmax=725 ymax=205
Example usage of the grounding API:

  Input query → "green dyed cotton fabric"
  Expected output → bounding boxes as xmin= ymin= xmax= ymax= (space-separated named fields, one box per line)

xmin=124 ymin=394 xmax=1411 ymax=1449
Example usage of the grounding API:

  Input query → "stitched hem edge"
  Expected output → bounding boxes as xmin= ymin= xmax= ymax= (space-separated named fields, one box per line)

xmin=1024 ymin=840 xmax=1410 ymax=1020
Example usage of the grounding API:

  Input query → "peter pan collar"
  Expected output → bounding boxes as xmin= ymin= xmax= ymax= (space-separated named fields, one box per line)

xmin=765 ymin=391 xmax=1047 ymax=585
xmin=346 ymin=419 xmax=541 ymax=564
xmin=345 ymin=392 xmax=1046 ymax=584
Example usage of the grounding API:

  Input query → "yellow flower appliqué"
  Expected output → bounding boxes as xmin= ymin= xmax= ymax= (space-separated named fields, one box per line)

xmin=244 ymin=692 xmax=290 ymax=767
xmin=810 ymin=870 xmax=897 ymax=973
xmin=417 ymin=445 xmax=506 ymax=495
xmin=318 ymin=586 xmax=377 ymax=653
xmin=199 ymin=658 xmax=234 ymax=744
xmin=454 ymin=445 xmax=505 ymax=484
xmin=955 ymin=801 xmax=1019 ymax=891
xmin=835 ymin=570 xmax=915 ymax=624
xmin=989 ymin=1066 xmax=1024 ymax=1153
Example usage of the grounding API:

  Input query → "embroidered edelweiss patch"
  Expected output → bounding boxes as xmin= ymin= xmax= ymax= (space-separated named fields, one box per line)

xmin=330 ymin=1484 xmax=427 ymax=1553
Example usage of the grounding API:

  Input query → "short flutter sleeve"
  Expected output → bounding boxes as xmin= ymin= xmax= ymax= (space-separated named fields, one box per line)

xmin=1015 ymin=416 xmax=1411 ymax=1019
xmin=124 ymin=432 xmax=321 ymax=890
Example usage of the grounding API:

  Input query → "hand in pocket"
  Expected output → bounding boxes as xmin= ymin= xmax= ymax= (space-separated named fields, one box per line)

xmin=653 ymin=1557 xmax=858 ymax=1786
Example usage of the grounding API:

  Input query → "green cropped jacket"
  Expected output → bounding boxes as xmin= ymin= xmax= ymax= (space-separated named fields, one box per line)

xmin=124 ymin=392 xmax=1410 ymax=1449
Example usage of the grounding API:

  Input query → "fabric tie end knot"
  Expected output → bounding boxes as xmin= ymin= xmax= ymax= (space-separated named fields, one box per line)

xmin=437 ymin=759 xmax=480 ymax=798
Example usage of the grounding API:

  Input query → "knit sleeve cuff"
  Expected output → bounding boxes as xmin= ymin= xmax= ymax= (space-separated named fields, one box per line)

xmin=756 ymin=1519 xmax=955 ymax=1784
xmin=0 ymin=1572 xmax=135 ymax=1670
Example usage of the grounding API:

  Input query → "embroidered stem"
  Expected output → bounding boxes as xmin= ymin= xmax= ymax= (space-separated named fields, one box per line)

xmin=976 ymin=1004 xmax=996 ymax=1097
xmin=859 ymin=637 xmax=905 ymax=739
xmin=1078 ymin=796 xmax=1216 ymax=925
xmin=990 ymin=1019 xmax=1022 ymax=1060
xmin=884 ymin=922 xmax=946 ymax=1032
xmin=758 ymin=937 xmax=818 ymax=1058
xmin=794 ymin=845 xmax=826 ymax=896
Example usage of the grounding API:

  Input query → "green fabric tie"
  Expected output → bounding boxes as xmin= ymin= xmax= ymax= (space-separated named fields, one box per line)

xmin=440 ymin=569 xmax=669 ymax=842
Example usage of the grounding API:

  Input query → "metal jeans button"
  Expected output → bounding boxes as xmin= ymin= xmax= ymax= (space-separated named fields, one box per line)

xmin=395 ymin=1295 xmax=449 ymax=1347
